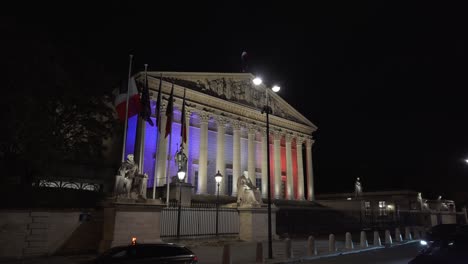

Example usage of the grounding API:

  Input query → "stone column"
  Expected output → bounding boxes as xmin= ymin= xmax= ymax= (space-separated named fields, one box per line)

xmin=215 ymin=116 xmax=228 ymax=195
xmin=134 ymin=117 xmax=146 ymax=172
xmin=296 ymin=136 xmax=305 ymax=200
xmin=285 ymin=133 xmax=294 ymax=200
xmin=197 ymin=112 xmax=210 ymax=194
xmin=155 ymin=107 xmax=168 ymax=187
xmin=273 ymin=130 xmax=282 ymax=199
xmin=306 ymin=137 xmax=315 ymax=201
xmin=261 ymin=128 xmax=268 ymax=198
xmin=247 ymin=125 xmax=257 ymax=185
xmin=232 ymin=120 xmax=242 ymax=197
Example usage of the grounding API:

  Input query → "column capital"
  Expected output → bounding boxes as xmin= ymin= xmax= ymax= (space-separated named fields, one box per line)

xmin=231 ymin=119 xmax=242 ymax=131
xmin=213 ymin=115 xmax=229 ymax=127
xmin=272 ymin=130 xmax=282 ymax=141
xmin=295 ymin=134 xmax=305 ymax=145
xmin=305 ymin=136 xmax=315 ymax=147
xmin=285 ymin=133 xmax=294 ymax=143
xmin=198 ymin=111 xmax=211 ymax=124
xmin=246 ymin=124 xmax=258 ymax=135
xmin=185 ymin=107 xmax=194 ymax=118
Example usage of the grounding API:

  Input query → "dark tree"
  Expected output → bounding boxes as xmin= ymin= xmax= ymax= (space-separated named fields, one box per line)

xmin=0 ymin=18 xmax=121 ymax=187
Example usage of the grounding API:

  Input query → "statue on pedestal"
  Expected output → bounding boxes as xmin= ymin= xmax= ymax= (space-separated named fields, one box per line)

xmin=113 ymin=154 xmax=148 ymax=200
xmin=237 ymin=171 xmax=263 ymax=207
xmin=354 ymin=177 xmax=363 ymax=198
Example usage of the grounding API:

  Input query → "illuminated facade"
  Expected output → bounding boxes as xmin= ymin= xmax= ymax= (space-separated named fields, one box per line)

xmin=126 ymin=72 xmax=317 ymax=201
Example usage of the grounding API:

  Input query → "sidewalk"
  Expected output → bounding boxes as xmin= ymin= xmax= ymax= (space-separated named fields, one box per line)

xmin=0 ymin=238 xmax=419 ymax=264
xmin=179 ymin=237 xmax=418 ymax=264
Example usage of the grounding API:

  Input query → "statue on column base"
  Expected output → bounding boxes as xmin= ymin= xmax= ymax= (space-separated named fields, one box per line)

xmin=113 ymin=154 xmax=148 ymax=201
xmin=237 ymin=171 xmax=263 ymax=208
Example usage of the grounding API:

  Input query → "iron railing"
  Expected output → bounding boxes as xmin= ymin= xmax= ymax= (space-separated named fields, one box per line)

xmin=160 ymin=203 xmax=239 ymax=238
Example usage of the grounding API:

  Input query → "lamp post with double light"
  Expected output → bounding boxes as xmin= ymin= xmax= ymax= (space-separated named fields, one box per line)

xmin=175 ymin=146 xmax=187 ymax=240
xmin=214 ymin=170 xmax=223 ymax=236
xmin=253 ymin=77 xmax=280 ymax=259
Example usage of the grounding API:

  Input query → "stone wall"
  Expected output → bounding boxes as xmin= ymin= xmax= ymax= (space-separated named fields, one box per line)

xmin=0 ymin=209 xmax=86 ymax=258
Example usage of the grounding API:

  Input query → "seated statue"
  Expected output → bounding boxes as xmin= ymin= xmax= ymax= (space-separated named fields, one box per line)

xmin=237 ymin=171 xmax=263 ymax=207
xmin=114 ymin=154 xmax=148 ymax=200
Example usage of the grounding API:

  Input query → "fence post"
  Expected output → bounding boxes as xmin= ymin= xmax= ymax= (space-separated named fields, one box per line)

xmin=307 ymin=235 xmax=317 ymax=256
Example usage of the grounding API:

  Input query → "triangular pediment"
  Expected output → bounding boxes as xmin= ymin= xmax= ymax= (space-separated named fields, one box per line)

xmin=144 ymin=72 xmax=316 ymax=130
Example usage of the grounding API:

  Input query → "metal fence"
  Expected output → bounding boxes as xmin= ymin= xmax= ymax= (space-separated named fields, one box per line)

xmin=160 ymin=203 xmax=239 ymax=238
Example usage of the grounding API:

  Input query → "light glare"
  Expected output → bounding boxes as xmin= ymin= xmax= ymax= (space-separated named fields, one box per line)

xmin=253 ymin=77 xmax=263 ymax=86
xmin=272 ymin=85 xmax=280 ymax=92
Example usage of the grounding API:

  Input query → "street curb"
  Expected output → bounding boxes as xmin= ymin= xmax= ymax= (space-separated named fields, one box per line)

xmin=266 ymin=240 xmax=420 ymax=263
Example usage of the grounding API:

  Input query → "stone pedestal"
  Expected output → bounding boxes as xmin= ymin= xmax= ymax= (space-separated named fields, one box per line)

xmin=167 ymin=182 xmax=193 ymax=207
xmin=98 ymin=198 xmax=165 ymax=253
xmin=238 ymin=205 xmax=278 ymax=242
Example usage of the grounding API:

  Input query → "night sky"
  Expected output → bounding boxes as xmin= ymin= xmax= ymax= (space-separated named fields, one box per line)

xmin=4 ymin=2 xmax=468 ymax=201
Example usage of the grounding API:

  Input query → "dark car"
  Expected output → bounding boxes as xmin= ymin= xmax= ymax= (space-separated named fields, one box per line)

xmin=409 ymin=225 xmax=468 ymax=264
xmin=92 ymin=243 xmax=198 ymax=264
xmin=425 ymin=224 xmax=459 ymax=242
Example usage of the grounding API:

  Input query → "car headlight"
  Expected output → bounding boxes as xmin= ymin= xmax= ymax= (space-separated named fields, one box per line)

xmin=420 ymin=240 xmax=428 ymax=246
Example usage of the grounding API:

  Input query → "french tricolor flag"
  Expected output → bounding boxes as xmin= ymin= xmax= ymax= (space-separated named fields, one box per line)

xmin=114 ymin=77 xmax=141 ymax=121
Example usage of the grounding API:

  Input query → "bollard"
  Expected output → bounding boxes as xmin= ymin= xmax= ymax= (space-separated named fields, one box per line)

xmin=222 ymin=244 xmax=232 ymax=264
xmin=385 ymin=230 xmax=393 ymax=246
xmin=405 ymin=227 xmax=413 ymax=241
xmin=285 ymin=238 xmax=293 ymax=259
xmin=345 ymin=232 xmax=354 ymax=249
xmin=255 ymin=242 xmax=263 ymax=263
xmin=329 ymin=234 xmax=336 ymax=252
xmin=360 ymin=231 xmax=368 ymax=248
xmin=413 ymin=227 xmax=421 ymax=239
xmin=307 ymin=235 xmax=317 ymax=256
xmin=395 ymin=227 xmax=403 ymax=242
xmin=421 ymin=229 xmax=427 ymax=240
xmin=373 ymin=231 xmax=382 ymax=246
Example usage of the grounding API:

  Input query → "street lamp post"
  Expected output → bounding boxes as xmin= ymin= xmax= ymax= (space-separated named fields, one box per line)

xmin=255 ymin=77 xmax=280 ymax=259
xmin=175 ymin=146 xmax=187 ymax=240
xmin=214 ymin=170 xmax=223 ymax=236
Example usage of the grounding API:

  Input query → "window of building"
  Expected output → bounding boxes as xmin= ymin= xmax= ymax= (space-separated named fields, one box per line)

xmin=227 ymin=174 xmax=233 ymax=196
xmin=364 ymin=201 xmax=371 ymax=216
xmin=379 ymin=201 xmax=387 ymax=216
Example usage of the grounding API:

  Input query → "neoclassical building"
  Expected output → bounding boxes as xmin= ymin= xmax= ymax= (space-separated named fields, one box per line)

xmin=124 ymin=72 xmax=317 ymax=201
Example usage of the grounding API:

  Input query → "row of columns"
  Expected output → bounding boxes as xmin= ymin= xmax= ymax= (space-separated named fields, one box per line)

xmin=153 ymin=107 xmax=315 ymax=201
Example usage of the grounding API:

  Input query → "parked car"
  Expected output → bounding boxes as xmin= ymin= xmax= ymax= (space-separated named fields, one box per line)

xmin=409 ymin=225 xmax=468 ymax=264
xmin=92 ymin=243 xmax=198 ymax=264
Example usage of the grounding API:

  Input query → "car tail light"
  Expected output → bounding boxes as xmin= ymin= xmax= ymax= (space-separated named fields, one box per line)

xmin=192 ymin=255 xmax=198 ymax=263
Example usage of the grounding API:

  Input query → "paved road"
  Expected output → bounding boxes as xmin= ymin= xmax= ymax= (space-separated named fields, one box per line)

xmin=302 ymin=242 xmax=423 ymax=264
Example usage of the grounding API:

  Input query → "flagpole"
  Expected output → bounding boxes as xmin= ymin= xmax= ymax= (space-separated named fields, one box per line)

xmin=152 ymin=74 xmax=163 ymax=200
xmin=121 ymin=54 xmax=133 ymax=162
xmin=165 ymin=132 xmax=173 ymax=207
